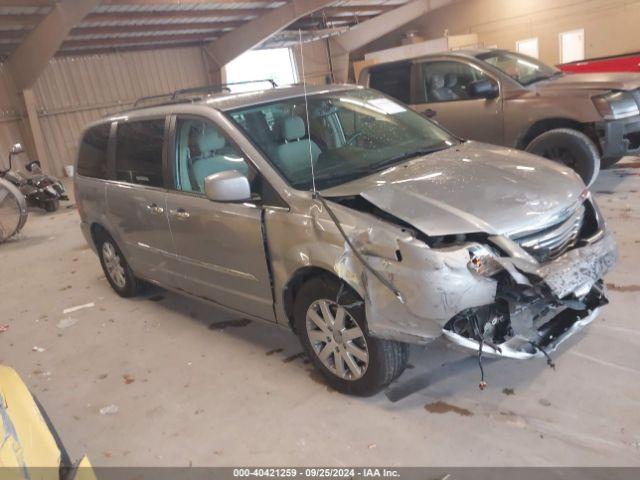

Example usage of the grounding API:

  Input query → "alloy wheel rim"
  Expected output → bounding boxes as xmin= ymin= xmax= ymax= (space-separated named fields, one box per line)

xmin=102 ymin=242 xmax=126 ymax=289
xmin=305 ymin=299 xmax=369 ymax=381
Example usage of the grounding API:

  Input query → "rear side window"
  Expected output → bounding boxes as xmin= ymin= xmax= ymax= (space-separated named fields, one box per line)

xmin=369 ymin=63 xmax=411 ymax=104
xmin=77 ymin=123 xmax=110 ymax=179
xmin=115 ymin=119 xmax=165 ymax=187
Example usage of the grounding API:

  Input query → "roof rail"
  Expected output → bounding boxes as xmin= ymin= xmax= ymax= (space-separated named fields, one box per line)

xmin=132 ymin=79 xmax=278 ymax=109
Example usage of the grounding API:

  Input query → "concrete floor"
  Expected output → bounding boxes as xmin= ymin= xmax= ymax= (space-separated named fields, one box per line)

xmin=1 ymin=160 xmax=639 ymax=467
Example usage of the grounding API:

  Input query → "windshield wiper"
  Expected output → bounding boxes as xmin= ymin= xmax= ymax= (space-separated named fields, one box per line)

xmin=371 ymin=145 xmax=450 ymax=171
xmin=311 ymin=145 xmax=451 ymax=190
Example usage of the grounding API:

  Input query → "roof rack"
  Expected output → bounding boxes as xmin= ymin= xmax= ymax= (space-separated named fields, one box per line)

xmin=132 ymin=79 xmax=278 ymax=108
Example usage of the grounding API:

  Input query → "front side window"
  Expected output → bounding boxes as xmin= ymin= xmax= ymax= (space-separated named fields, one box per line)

xmin=77 ymin=123 xmax=110 ymax=179
xmin=369 ymin=63 xmax=411 ymax=104
xmin=174 ymin=118 xmax=251 ymax=194
xmin=420 ymin=61 xmax=489 ymax=103
xmin=115 ymin=119 xmax=165 ymax=187
xmin=229 ymin=88 xmax=458 ymax=191
xmin=477 ymin=50 xmax=560 ymax=85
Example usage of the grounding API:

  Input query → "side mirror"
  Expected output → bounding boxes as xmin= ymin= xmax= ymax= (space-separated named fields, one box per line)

xmin=25 ymin=160 xmax=41 ymax=172
xmin=468 ymin=79 xmax=499 ymax=99
xmin=10 ymin=143 xmax=25 ymax=155
xmin=204 ymin=170 xmax=251 ymax=203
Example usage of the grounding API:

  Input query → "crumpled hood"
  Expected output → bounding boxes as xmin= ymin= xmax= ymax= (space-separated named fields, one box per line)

xmin=322 ymin=142 xmax=586 ymax=237
xmin=536 ymin=72 xmax=640 ymax=92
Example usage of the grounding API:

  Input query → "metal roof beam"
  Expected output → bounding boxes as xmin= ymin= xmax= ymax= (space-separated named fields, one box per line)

xmin=62 ymin=32 xmax=218 ymax=49
xmin=204 ymin=0 xmax=335 ymax=69
xmin=6 ymin=0 xmax=100 ymax=90
xmin=332 ymin=0 xmax=451 ymax=53
xmin=324 ymin=0 xmax=453 ymax=82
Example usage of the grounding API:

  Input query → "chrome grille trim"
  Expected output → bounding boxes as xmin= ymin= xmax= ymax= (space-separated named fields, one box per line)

xmin=511 ymin=205 xmax=585 ymax=262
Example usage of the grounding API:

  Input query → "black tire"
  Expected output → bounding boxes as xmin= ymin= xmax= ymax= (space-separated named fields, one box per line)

xmin=601 ymin=155 xmax=624 ymax=169
xmin=96 ymin=231 xmax=140 ymax=297
xmin=293 ymin=275 xmax=409 ymax=396
xmin=525 ymin=128 xmax=600 ymax=186
xmin=44 ymin=198 xmax=59 ymax=212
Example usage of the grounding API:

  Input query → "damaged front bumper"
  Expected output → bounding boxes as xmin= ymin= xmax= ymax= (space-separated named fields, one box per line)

xmin=441 ymin=231 xmax=617 ymax=359
xmin=442 ymin=285 xmax=607 ymax=359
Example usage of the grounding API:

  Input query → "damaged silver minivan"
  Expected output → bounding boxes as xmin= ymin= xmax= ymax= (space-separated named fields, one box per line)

xmin=75 ymin=84 xmax=617 ymax=395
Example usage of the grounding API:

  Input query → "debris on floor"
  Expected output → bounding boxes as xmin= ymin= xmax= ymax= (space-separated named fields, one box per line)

xmin=57 ymin=317 xmax=79 ymax=329
xmin=207 ymin=318 xmax=251 ymax=330
xmin=424 ymin=401 xmax=474 ymax=417
xmin=0 ymin=325 xmax=9 ymax=333
xmin=265 ymin=348 xmax=284 ymax=356
xmin=123 ymin=374 xmax=135 ymax=385
xmin=62 ymin=302 xmax=95 ymax=314
xmin=32 ymin=346 xmax=46 ymax=353
xmin=283 ymin=352 xmax=306 ymax=363
xmin=99 ymin=404 xmax=119 ymax=416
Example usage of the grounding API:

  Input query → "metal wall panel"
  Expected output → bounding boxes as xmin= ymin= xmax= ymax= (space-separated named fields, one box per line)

xmin=0 ymin=46 xmax=208 ymax=175
xmin=34 ymin=46 xmax=208 ymax=175
xmin=0 ymin=64 xmax=23 ymax=171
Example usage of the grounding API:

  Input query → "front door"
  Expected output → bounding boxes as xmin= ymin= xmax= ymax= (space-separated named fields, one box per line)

xmin=165 ymin=115 xmax=275 ymax=321
xmin=412 ymin=59 xmax=504 ymax=145
xmin=106 ymin=117 xmax=181 ymax=288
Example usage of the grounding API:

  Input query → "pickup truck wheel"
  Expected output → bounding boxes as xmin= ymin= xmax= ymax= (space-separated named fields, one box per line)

xmin=525 ymin=128 xmax=600 ymax=186
xmin=97 ymin=233 xmax=140 ymax=297
xmin=601 ymin=155 xmax=624 ymax=169
xmin=293 ymin=275 xmax=408 ymax=396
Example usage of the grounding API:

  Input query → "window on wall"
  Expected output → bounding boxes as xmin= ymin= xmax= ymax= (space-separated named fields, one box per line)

xmin=224 ymin=48 xmax=298 ymax=92
xmin=516 ymin=37 xmax=539 ymax=59
xmin=559 ymin=29 xmax=585 ymax=63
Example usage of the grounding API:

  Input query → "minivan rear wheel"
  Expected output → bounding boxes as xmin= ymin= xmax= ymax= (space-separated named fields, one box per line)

xmin=293 ymin=275 xmax=408 ymax=396
xmin=525 ymin=128 xmax=600 ymax=186
xmin=97 ymin=233 xmax=140 ymax=297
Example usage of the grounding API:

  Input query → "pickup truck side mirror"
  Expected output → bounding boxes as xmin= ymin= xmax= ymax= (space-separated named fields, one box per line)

xmin=204 ymin=169 xmax=251 ymax=203
xmin=468 ymin=79 xmax=499 ymax=99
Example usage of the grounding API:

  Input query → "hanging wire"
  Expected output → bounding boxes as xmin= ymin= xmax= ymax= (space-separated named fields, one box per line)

xmin=298 ymin=28 xmax=317 ymax=195
xmin=297 ymin=26 xmax=405 ymax=305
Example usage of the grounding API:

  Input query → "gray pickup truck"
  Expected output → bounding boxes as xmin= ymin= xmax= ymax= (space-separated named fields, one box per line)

xmin=358 ymin=48 xmax=640 ymax=184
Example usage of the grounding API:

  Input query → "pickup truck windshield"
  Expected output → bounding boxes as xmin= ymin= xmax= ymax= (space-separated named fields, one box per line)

xmin=478 ymin=51 xmax=561 ymax=86
xmin=229 ymin=89 xmax=458 ymax=191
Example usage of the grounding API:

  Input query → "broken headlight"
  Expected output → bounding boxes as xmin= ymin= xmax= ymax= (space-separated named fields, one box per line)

xmin=467 ymin=244 xmax=503 ymax=276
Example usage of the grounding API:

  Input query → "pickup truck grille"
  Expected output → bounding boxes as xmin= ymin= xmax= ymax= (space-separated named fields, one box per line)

xmin=511 ymin=205 xmax=585 ymax=263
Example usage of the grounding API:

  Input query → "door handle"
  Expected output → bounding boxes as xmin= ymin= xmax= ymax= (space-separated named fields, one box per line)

xmin=170 ymin=208 xmax=190 ymax=220
xmin=423 ymin=108 xmax=437 ymax=118
xmin=146 ymin=203 xmax=164 ymax=215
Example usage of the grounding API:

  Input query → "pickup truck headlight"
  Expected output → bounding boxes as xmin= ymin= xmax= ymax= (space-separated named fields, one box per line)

xmin=592 ymin=91 xmax=639 ymax=120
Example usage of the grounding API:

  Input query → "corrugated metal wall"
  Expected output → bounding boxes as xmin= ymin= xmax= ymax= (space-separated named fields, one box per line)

xmin=0 ymin=46 xmax=209 ymax=175
xmin=0 ymin=64 xmax=24 ymax=171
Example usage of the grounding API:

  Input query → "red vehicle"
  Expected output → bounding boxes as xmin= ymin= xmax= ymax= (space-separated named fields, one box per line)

xmin=559 ymin=52 xmax=640 ymax=73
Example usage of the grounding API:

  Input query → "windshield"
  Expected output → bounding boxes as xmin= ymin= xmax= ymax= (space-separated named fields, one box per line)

xmin=477 ymin=51 xmax=561 ymax=86
xmin=228 ymin=89 xmax=458 ymax=190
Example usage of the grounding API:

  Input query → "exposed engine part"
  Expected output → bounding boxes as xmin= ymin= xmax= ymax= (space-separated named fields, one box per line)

xmin=443 ymin=280 xmax=608 ymax=366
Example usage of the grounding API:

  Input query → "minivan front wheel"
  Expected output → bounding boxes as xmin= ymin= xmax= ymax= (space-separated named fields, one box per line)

xmin=525 ymin=128 xmax=600 ymax=186
xmin=97 ymin=233 xmax=140 ymax=297
xmin=293 ymin=276 xmax=408 ymax=396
